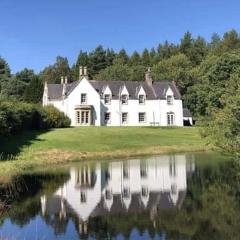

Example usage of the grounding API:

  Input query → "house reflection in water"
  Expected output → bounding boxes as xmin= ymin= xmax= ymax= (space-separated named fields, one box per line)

xmin=40 ymin=154 xmax=195 ymax=235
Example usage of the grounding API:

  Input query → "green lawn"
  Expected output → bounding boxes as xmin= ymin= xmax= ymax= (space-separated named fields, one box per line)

xmin=0 ymin=126 xmax=209 ymax=183
xmin=1 ymin=126 xmax=206 ymax=154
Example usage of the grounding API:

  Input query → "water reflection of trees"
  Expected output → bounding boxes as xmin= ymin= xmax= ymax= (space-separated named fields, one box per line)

xmin=1 ymin=157 xmax=240 ymax=240
xmin=0 ymin=173 xmax=69 ymax=227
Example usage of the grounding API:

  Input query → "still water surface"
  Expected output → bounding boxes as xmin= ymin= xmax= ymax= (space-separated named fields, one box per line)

xmin=0 ymin=152 xmax=239 ymax=240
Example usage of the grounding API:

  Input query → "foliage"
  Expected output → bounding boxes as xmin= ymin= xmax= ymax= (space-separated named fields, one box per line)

xmin=204 ymin=68 xmax=240 ymax=154
xmin=1 ymin=29 xmax=240 ymax=153
xmin=43 ymin=105 xmax=71 ymax=128
xmin=0 ymin=101 xmax=70 ymax=137
xmin=40 ymin=56 xmax=72 ymax=84
xmin=152 ymin=53 xmax=193 ymax=93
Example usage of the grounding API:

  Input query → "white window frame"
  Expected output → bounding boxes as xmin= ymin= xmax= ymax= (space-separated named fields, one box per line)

xmin=122 ymin=112 xmax=128 ymax=124
xmin=167 ymin=95 xmax=173 ymax=105
xmin=104 ymin=94 xmax=111 ymax=105
xmin=138 ymin=112 xmax=146 ymax=123
xmin=81 ymin=93 xmax=87 ymax=104
xmin=138 ymin=94 xmax=145 ymax=104
xmin=105 ymin=112 xmax=111 ymax=124
xmin=121 ymin=94 xmax=128 ymax=105
xmin=167 ymin=112 xmax=175 ymax=126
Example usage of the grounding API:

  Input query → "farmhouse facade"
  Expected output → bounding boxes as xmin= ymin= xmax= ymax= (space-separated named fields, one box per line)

xmin=42 ymin=67 xmax=185 ymax=126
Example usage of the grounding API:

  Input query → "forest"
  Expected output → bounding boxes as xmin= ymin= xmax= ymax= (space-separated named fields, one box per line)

xmin=0 ymin=29 xmax=239 ymax=154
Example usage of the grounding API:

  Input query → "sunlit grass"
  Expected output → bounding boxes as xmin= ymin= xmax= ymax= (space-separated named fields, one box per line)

xmin=0 ymin=127 xmax=210 ymax=183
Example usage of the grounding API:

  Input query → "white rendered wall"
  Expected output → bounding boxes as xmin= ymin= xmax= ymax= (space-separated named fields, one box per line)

xmin=44 ymin=79 xmax=183 ymax=127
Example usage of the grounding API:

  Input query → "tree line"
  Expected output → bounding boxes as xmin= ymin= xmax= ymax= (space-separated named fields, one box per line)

xmin=0 ymin=29 xmax=239 ymax=153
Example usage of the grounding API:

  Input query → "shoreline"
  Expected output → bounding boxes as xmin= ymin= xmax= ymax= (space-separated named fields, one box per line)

xmin=0 ymin=144 xmax=211 ymax=184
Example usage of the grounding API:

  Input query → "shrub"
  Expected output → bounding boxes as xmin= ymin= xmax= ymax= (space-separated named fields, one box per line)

xmin=43 ymin=105 xmax=71 ymax=128
xmin=0 ymin=101 xmax=70 ymax=137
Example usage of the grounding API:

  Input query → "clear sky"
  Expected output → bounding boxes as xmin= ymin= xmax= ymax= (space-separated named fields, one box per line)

xmin=0 ymin=0 xmax=240 ymax=73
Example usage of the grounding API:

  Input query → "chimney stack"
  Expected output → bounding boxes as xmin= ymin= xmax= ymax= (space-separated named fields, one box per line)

xmin=79 ymin=66 xmax=88 ymax=80
xmin=61 ymin=76 xmax=64 ymax=84
xmin=145 ymin=67 xmax=153 ymax=86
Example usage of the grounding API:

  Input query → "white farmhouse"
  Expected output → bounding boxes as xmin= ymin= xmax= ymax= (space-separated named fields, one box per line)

xmin=42 ymin=67 xmax=184 ymax=126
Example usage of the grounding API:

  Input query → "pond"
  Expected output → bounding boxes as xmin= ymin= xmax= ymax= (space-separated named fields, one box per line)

xmin=0 ymin=152 xmax=240 ymax=240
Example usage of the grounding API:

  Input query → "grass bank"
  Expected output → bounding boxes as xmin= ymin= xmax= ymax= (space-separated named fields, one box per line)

xmin=0 ymin=127 xmax=210 ymax=182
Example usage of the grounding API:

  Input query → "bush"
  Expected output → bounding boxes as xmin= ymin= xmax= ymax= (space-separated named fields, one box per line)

xmin=43 ymin=105 xmax=71 ymax=128
xmin=0 ymin=101 xmax=70 ymax=136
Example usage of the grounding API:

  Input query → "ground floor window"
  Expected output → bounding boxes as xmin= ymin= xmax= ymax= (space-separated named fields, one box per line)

xmin=122 ymin=112 xmax=128 ymax=124
xmin=167 ymin=112 xmax=175 ymax=126
xmin=139 ymin=112 xmax=146 ymax=123
xmin=105 ymin=112 xmax=111 ymax=124
xmin=76 ymin=110 xmax=91 ymax=125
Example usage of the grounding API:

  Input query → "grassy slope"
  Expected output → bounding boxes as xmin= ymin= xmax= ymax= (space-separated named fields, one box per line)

xmin=4 ymin=126 xmax=205 ymax=152
xmin=0 ymin=127 xmax=209 ymax=182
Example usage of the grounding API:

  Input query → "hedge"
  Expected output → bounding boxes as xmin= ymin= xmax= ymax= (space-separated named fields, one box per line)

xmin=0 ymin=101 xmax=71 ymax=136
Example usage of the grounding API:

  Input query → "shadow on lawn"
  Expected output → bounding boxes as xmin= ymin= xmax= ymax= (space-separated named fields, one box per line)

xmin=0 ymin=129 xmax=51 ymax=160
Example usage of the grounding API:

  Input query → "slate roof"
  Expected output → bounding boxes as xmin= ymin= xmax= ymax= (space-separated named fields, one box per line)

xmin=43 ymin=190 xmax=186 ymax=221
xmin=46 ymin=79 xmax=181 ymax=100
xmin=183 ymin=108 xmax=192 ymax=118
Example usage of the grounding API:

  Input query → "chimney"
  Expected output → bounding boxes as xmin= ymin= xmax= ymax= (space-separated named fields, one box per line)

xmin=84 ymin=66 xmax=88 ymax=76
xmin=65 ymin=76 xmax=68 ymax=84
xmin=61 ymin=76 xmax=64 ymax=84
xmin=79 ymin=66 xmax=88 ymax=80
xmin=79 ymin=66 xmax=83 ymax=80
xmin=145 ymin=67 xmax=153 ymax=86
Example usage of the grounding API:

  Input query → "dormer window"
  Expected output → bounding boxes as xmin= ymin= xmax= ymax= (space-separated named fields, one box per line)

xmin=139 ymin=95 xmax=145 ymax=104
xmin=121 ymin=94 xmax=128 ymax=105
xmin=167 ymin=95 xmax=173 ymax=105
xmin=81 ymin=93 xmax=87 ymax=104
xmin=104 ymin=94 xmax=111 ymax=105
xmin=105 ymin=189 xmax=113 ymax=200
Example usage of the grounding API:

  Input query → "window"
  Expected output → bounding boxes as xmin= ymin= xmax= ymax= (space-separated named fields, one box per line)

xmin=105 ymin=189 xmax=112 ymax=200
xmin=171 ymin=184 xmax=177 ymax=195
xmin=139 ymin=112 xmax=146 ymax=123
xmin=104 ymin=94 xmax=111 ymax=104
xmin=169 ymin=157 xmax=176 ymax=177
xmin=167 ymin=113 xmax=174 ymax=126
xmin=76 ymin=110 xmax=90 ymax=125
xmin=121 ymin=94 xmax=128 ymax=105
xmin=80 ymin=191 xmax=87 ymax=203
xmin=105 ymin=112 xmax=111 ymax=124
xmin=122 ymin=112 xmax=128 ymax=124
xmin=140 ymin=162 xmax=147 ymax=178
xmin=76 ymin=111 xmax=81 ymax=124
xmin=167 ymin=95 xmax=173 ymax=105
xmin=141 ymin=186 xmax=148 ymax=197
xmin=139 ymin=95 xmax=145 ymax=104
xmin=122 ymin=187 xmax=130 ymax=199
xmin=123 ymin=162 xmax=129 ymax=179
xmin=81 ymin=93 xmax=87 ymax=104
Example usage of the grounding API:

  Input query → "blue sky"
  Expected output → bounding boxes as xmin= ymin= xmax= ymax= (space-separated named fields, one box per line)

xmin=0 ymin=0 xmax=240 ymax=73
